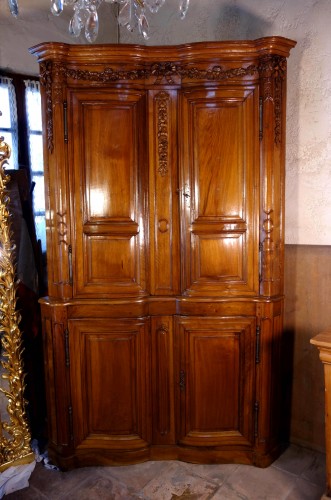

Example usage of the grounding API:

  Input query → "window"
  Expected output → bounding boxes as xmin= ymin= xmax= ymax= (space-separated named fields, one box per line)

xmin=25 ymin=80 xmax=46 ymax=254
xmin=0 ymin=77 xmax=19 ymax=169
xmin=0 ymin=72 xmax=46 ymax=253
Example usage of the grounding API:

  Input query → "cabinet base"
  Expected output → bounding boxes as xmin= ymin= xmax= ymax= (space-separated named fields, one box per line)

xmin=47 ymin=443 xmax=287 ymax=471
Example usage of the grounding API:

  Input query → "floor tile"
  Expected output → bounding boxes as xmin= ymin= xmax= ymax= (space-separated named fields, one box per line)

xmin=140 ymin=462 xmax=219 ymax=500
xmin=301 ymin=450 xmax=326 ymax=486
xmin=5 ymin=483 xmax=48 ymax=499
xmin=3 ymin=445 xmax=327 ymax=499
xmin=60 ymin=471 xmax=140 ymax=500
xmin=272 ymin=444 xmax=319 ymax=476
xmin=16 ymin=462 xmax=107 ymax=500
xmin=223 ymin=463 xmax=296 ymax=500
xmin=99 ymin=460 xmax=174 ymax=492
xmin=179 ymin=461 xmax=239 ymax=485
xmin=285 ymin=477 xmax=325 ymax=500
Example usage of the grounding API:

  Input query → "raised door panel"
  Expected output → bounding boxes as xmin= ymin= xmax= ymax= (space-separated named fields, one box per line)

xmin=176 ymin=316 xmax=255 ymax=448
xmin=180 ymin=87 xmax=259 ymax=296
xmin=69 ymin=318 xmax=151 ymax=450
xmin=69 ymin=89 xmax=148 ymax=297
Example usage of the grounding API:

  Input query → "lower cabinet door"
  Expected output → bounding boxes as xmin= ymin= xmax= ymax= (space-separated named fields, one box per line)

xmin=68 ymin=318 xmax=151 ymax=451
xmin=176 ymin=316 xmax=256 ymax=448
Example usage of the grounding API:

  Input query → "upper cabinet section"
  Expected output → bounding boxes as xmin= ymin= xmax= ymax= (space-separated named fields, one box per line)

xmin=30 ymin=38 xmax=296 ymax=300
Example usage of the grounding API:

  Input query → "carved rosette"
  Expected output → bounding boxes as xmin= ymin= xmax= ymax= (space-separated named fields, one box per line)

xmin=155 ymin=92 xmax=170 ymax=177
xmin=0 ymin=134 xmax=33 ymax=468
xmin=259 ymin=55 xmax=287 ymax=145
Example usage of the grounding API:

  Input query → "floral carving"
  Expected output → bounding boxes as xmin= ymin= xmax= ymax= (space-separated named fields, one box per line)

xmin=40 ymin=61 xmax=54 ymax=153
xmin=39 ymin=60 xmax=260 ymax=152
xmin=155 ymin=92 xmax=170 ymax=176
xmin=258 ymin=56 xmax=287 ymax=145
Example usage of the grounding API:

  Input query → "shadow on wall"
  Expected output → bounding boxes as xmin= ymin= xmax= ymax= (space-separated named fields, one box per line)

xmin=214 ymin=4 xmax=273 ymax=40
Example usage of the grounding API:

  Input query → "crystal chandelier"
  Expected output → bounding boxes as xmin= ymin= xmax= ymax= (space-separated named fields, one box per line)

xmin=8 ymin=0 xmax=190 ymax=44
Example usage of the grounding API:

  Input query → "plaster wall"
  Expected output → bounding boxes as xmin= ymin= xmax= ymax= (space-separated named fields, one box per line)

xmin=119 ymin=0 xmax=331 ymax=246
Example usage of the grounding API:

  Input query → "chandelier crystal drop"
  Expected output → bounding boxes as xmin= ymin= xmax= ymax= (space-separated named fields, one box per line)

xmin=7 ymin=0 xmax=189 ymax=44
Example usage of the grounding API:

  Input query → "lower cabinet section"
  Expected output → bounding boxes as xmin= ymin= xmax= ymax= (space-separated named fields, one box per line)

xmin=41 ymin=301 xmax=284 ymax=469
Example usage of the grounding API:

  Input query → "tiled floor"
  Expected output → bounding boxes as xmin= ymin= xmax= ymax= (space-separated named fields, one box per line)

xmin=6 ymin=444 xmax=326 ymax=499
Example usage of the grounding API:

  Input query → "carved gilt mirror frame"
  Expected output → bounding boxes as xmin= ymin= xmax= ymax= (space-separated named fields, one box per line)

xmin=0 ymin=131 xmax=33 ymax=471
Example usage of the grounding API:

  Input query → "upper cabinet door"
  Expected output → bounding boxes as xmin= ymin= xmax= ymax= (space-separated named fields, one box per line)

xmin=180 ymin=87 xmax=260 ymax=297
xmin=69 ymin=89 xmax=148 ymax=298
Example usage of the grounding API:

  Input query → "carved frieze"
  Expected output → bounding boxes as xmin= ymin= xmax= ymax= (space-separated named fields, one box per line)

xmin=39 ymin=56 xmax=286 ymax=152
xmin=40 ymin=61 xmax=259 ymax=152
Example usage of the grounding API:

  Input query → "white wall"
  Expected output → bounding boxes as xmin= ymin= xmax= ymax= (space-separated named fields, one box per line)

xmin=1 ymin=0 xmax=330 ymax=244
xmin=0 ymin=0 xmax=118 ymax=74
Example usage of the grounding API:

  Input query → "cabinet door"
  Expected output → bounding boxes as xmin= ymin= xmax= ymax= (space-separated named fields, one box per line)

xmin=69 ymin=318 xmax=151 ymax=451
xmin=179 ymin=87 xmax=260 ymax=296
xmin=176 ymin=316 xmax=255 ymax=447
xmin=69 ymin=89 xmax=148 ymax=298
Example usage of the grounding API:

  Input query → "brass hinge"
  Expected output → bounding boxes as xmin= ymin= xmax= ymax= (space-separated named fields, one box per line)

xmin=259 ymin=241 xmax=263 ymax=284
xmin=63 ymin=101 xmax=68 ymax=143
xmin=179 ymin=370 xmax=185 ymax=392
xmin=68 ymin=405 xmax=74 ymax=442
xmin=255 ymin=325 xmax=261 ymax=364
xmin=259 ymin=97 xmax=263 ymax=141
xmin=254 ymin=401 xmax=260 ymax=438
xmin=68 ymin=244 xmax=73 ymax=286
xmin=64 ymin=328 xmax=70 ymax=367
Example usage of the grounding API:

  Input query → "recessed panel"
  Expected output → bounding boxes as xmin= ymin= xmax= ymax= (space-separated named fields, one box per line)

xmin=191 ymin=333 xmax=240 ymax=431
xmin=83 ymin=104 xmax=135 ymax=220
xmin=86 ymin=235 xmax=135 ymax=282
xmin=195 ymin=105 xmax=243 ymax=219
xmin=196 ymin=234 xmax=245 ymax=282
xmin=85 ymin=334 xmax=136 ymax=434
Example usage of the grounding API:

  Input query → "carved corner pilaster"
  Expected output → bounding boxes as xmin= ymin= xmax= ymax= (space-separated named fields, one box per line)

xmin=39 ymin=61 xmax=67 ymax=153
xmin=259 ymin=55 xmax=287 ymax=146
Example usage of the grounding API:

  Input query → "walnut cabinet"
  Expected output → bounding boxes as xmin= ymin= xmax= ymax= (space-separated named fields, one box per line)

xmin=30 ymin=37 xmax=296 ymax=469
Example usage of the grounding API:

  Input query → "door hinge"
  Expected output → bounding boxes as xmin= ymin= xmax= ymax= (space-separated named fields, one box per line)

xmin=259 ymin=97 xmax=263 ymax=141
xmin=179 ymin=370 xmax=185 ymax=392
xmin=259 ymin=241 xmax=263 ymax=284
xmin=68 ymin=244 xmax=73 ymax=286
xmin=255 ymin=325 xmax=261 ymax=364
xmin=254 ymin=401 xmax=260 ymax=438
xmin=64 ymin=328 xmax=70 ymax=367
xmin=63 ymin=101 xmax=68 ymax=143
xmin=68 ymin=405 xmax=74 ymax=442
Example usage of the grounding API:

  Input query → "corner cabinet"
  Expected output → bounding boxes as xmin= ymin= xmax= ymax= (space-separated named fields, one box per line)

xmin=30 ymin=37 xmax=296 ymax=469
